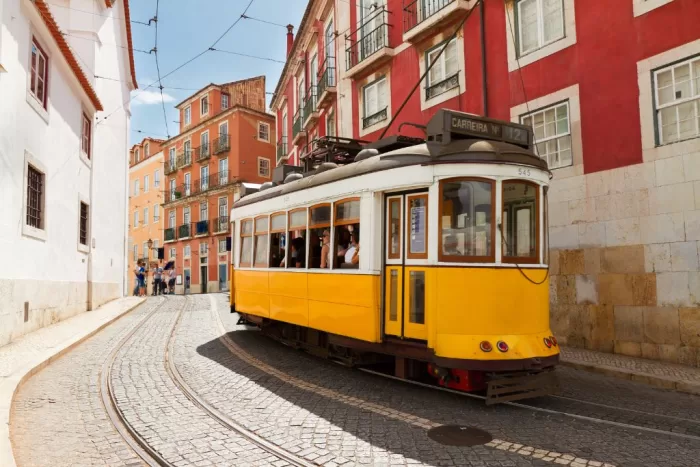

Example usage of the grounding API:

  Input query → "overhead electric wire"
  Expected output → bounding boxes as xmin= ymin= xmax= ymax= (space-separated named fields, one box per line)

xmin=60 ymin=32 xmax=151 ymax=54
xmin=45 ymin=1 xmax=151 ymax=24
xmin=97 ymin=0 xmax=258 ymax=126
xmin=209 ymin=48 xmax=286 ymax=64
xmin=153 ymin=0 xmax=170 ymax=138
xmin=240 ymin=14 xmax=287 ymax=28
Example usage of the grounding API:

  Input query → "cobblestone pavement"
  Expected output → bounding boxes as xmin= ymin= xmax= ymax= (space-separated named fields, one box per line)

xmin=11 ymin=298 xmax=162 ymax=467
xmin=110 ymin=295 xmax=291 ymax=466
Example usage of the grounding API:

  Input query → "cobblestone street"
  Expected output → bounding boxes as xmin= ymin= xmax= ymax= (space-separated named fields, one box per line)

xmin=9 ymin=295 xmax=700 ymax=466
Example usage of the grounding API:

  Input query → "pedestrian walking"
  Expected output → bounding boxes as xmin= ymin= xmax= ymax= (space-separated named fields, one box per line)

xmin=133 ymin=262 xmax=141 ymax=296
xmin=138 ymin=261 xmax=146 ymax=296
xmin=153 ymin=263 xmax=163 ymax=296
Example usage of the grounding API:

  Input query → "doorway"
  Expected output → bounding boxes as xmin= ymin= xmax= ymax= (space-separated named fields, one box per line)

xmin=383 ymin=191 xmax=429 ymax=341
xmin=200 ymin=265 xmax=207 ymax=294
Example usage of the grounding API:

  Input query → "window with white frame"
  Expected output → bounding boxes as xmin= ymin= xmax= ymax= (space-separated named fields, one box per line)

xmin=219 ymin=238 xmax=227 ymax=253
xmin=154 ymin=204 xmax=160 ymax=222
xmin=143 ymin=207 xmax=149 ymax=225
xmin=258 ymin=157 xmax=270 ymax=177
xmin=200 ymin=201 xmax=208 ymax=221
xmin=169 ymin=247 xmax=176 ymax=259
xmin=258 ymin=122 xmax=270 ymax=142
xmin=143 ymin=242 xmax=148 ymax=260
xmin=426 ymin=39 xmax=459 ymax=100
xmin=29 ymin=38 xmax=49 ymax=108
xmin=184 ymin=245 xmax=191 ymax=257
xmin=135 ymin=149 xmax=140 ymax=162
xmin=222 ymin=93 xmax=230 ymax=110
xmin=134 ymin=179 xmax=140 ymax=197
xmin=184 ymin=206 xmax=191 ymax=224
xmin=326 ymin=108 xmax=336 ymax=136
xmin=219 ymin=158 xmax=228 ymax=185
xmin=133 ymin=245 xmax=138 ymax=261
xmin=168 ymin=148 xmax=176 ymax=169
xmin=200 ymin=242 xmax=208 ymax=259
xmin=169 ymin=178 xmax=176 ymax=201
xmin=201 ymin=95 xmax=209 ymax=116
xmin=144 ymin=174 xmax=149 ymax=193
xmin=26 ymin=164 xmax=45 ymax=230
xmin=520 ymin=101 xmax=572 ymax=169
xmin=184 ymin=106 xmax=191 ymax=125
xmin=134 ymin=210 xmax=139 ymax=228
xmin=362 ymin=77 xmax=388 ymax=128
xmin=654 ymin=56 xmax=700 ymax=145
xmin=517 ymin=0 xmax=565 ymax=57
xmin=144 ymin=142 xmax=150 ymax=157
xmin=169 ymin=210 xmax=175 ymax=228
xmin=81 ymin=114 xmax=91 ymax=158
xmin=154 ymin=169 xmax=160 ymax=187
xmin=185 ymin=173 xmax=191 ymax=196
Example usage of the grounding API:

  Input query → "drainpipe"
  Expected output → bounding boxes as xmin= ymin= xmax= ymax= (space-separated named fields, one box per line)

xmin=87 ymin=116 xmax=96 ymax=310
xmin=480 ymin=0 xmax=488 ymax=117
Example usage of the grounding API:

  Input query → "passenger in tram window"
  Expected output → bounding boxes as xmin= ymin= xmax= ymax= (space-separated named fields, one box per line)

xmin=335 ymin=228 xmax=351 ymax=265
xmin=443 ymin=235 xmax=462 ymax=256
xmin=342 ymin=229 xmax=360 ymax=268
xmin=291 ymin=237 xmax=306 ymax=268
xmin=320 ymin=229 xmax=331 ymax=268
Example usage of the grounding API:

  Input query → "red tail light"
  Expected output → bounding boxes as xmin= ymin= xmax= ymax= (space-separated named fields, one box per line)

xmin=543 ymin=337 xmax=552 ymax=348
xmin=496 ymin=341 xmax=508 ymax=352
xmin=550 ymin=336 xmax=558 ymax=347
xmin=479 ymin=341 xmax=492 ymax=352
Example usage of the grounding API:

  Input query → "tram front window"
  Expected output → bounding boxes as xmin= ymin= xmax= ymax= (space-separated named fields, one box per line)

xmin=502 ymin=181 xmax=539 ymax=262
xmin=439 ymin=179 xmax=494 ymax=262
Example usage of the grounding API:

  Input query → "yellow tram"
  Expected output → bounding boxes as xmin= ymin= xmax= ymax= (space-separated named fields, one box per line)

xmin=229 ymin=109 xmax=558 ymax=404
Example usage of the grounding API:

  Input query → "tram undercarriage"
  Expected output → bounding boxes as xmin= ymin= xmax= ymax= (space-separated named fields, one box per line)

xmin=236 ymin=314 xmax=559 ymax=405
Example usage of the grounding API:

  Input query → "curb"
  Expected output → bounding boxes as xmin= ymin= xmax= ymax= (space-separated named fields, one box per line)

xmin=560 ymin=360 xmax=700 ymax=396
xmin=1 ymin=297 xmax=146 ymax=467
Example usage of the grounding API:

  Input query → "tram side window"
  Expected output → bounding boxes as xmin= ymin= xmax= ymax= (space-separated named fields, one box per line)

xmin=334 ymin=198 xmax=360 ymax=269
xmin=503 ymin=181 xmax=539 ymax=263
xmin=286 ymin=209 xmax=307 ymax=268
xmin=253 ymin=216 xmax=269 ymax=267
xmin=269 ymin=213 xmax=286 ymax=268
xmin=240 ymin=219 xmax=253 ymax=267
xmin=309 ymin=204 xmax=331 ymax=269
xmin=439 ymin=179 xmax=494 ymax=262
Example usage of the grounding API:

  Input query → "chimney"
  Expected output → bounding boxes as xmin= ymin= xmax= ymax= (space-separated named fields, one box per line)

xmin=286 ymin=25 xmax=294 ymax=58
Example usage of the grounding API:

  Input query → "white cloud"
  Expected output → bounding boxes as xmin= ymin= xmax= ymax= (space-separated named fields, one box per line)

xmin=132 ymin=90 xmax=175 ymax=105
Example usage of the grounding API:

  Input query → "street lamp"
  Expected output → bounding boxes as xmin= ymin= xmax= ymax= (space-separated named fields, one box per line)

xmin=147 ymin=238 xmax=153 ymax=250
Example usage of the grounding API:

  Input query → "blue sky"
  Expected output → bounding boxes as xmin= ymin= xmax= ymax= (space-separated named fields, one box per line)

xmin=127 ymin=0 xmax=307 ymax=145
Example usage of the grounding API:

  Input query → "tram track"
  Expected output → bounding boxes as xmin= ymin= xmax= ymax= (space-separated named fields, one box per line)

xmin=101 ymin=295 xmax=315 ymax=467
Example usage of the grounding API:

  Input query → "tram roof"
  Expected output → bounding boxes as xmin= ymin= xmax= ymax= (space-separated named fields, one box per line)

xmin=233 ymin=137 xmax=547 ymax=209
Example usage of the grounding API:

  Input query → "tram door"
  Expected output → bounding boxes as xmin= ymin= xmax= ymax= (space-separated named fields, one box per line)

xmin=384 ymin=192 xmax=429 ymax=341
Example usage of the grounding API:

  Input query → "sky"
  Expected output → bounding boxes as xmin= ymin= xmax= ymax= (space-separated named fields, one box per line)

xmin=127 ymin=0 xmax=308 ymax=146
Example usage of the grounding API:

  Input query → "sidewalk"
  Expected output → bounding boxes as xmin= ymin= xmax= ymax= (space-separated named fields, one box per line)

xmin=560 ymin=346 xmax=700 ymax=396
xmin=0 ymin=296 xmax=145 ymax=467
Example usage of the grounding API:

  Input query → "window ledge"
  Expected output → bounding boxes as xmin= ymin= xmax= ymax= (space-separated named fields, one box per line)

xmin=22 ymin=224 xmax=47 ymax=242
xmin=346 ymin=48 xmax=395 ymax=80
xmin=421 ymin=81 xmax=462 ymax=111
xmin=633 ymin=0 xmax=674 ymax=17
xmin=403 ymin=0 xmax=475 ymax=44
xmin=78 ymin=243 xmax=89 ymax=254
xmin=509 ymin=36 xmax=574 ymax=72
xmin=359 ymin=114 xmax=389 ymax=138
xmin=26 ymin=91 xmax=49 ymax=123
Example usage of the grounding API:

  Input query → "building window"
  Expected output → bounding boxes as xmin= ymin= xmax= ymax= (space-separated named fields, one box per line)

xmin=169 ymin=247 xmax=176 ymax=259
xmin=169 ymin=179 xmax=176 ymax=201
xmin=517 ymin=0 xmax=565 ymax=57
xmin=258 ymin=157 xmax=270 ymax=177
xmin=520 ymin=101 xmax=572 ymax=169
xmin=258 ymin=122 xmax=270 ymax=142
xmin=30 ymin=38 xmax=49 ymax=108
xmin=184 ymin=106 xmax=191 ymax=125
xmin=144 ymin=142 xmax=150 ymax=157
xmin=26 ymin=165 xmax=44 ymax=229
xmin=326 ymin=108 xmax=335 ymax=136
xmin=184 ymin=206 xmax=191 ymax=224
xmin=143 ymin=207 xmax=149 ymax=225
xmin=219 ymin=239 xmax=227 ymax=253
xmin=200 ymin=201 xmax=208 ymax=221
xmin=184 ymin=245 xmax=191 ymax=257
xmin=133 ymin=245 xmax=138 ymax=261
xmin=134 ymin=210 xmax=139 ymax=228
xmin=654 ymin=56 xmax=700 ymax=145
xmin=134 ymin=179 xmax=140 ymax=196
xmin=154 ymin=169 xmax=160 ymax=187
xmin=143 ymin=242 xmax=148 ymax=260
xmin=168 ymin=148 xmax=176 ymax=169
xmin=144 ymin=174 xmax=150 ymax=193
xmin=81 ymin=114 xmax=91 ymax=158
xmin=135 ymin=149 xmax=140 ymax=162
xmin=185 ymin=173 xmax=191 ymax=196
xmin=201 ymin=95 xmax=209 ymax=116
xmin=222 ymin=93 xmax=230 ymax=110
xmin=169 ymin=210 xmax=175 ymax=228
xmin=362 ymin=77 xmax=388 ymax=129
xmin=154 ymin=204 xmax=160 ymax=222
xmin=425 ymin=39 xmax=459 ymax=100
xmin=79 ymin=202 xmax=89 ymax=246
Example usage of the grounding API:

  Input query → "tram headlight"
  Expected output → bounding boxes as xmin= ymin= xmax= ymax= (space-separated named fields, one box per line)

xmin=496 ymin=341 xmax=509 ymax=352
xmin=543 ymin=337 xmax=553 ymax=348
xmin=479 ymin=341 xmax=493 ymax=352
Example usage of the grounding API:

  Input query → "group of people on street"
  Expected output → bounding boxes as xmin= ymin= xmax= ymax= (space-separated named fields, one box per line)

xmin=133 ymin=261 xmax=176 ymax=296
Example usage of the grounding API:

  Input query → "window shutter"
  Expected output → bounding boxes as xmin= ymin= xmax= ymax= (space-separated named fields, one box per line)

xmin=542 ymin=0 xmax=564 ymax=43
xmin=445 ymin=40 xmax=459 ymax=77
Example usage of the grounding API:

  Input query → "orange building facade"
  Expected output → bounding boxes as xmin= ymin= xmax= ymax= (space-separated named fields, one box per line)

xmin=128 ymin=137 xmax=165 ymax=293
xmin=162 ymin=76 xmax=275 ymax=294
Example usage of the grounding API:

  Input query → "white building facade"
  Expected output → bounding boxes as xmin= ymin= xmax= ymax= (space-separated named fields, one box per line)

xmin=0 ymin=0 xmax=137 ymax=346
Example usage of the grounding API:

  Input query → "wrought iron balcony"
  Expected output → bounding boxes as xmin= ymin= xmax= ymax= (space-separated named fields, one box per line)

xmin=346 ymin=8 xmax=392 ymax=72
xmin=362 ymin=107 xmax=388 ymax=129
xmin=176 ymin=149 xmax=192 ymax=168
xmin=404 ymin=0 xmax=453 ymax=31
xmin=277 ymin=136 xmax=288 ymax=165
xmin=164 ymin=227 xmax=176 ymax=242
xmin=317 ymin=57 xmax=336 ymax=107
xmin=195 ymin=219 xmax=209 ymax=236
xmin=211 ymin=170 xmax=231 ymax=189
xmin=303 ymin=86 xmax=319 ymax=128
xmin=178 ymin=223 xmax=192 ymax=239
xmin=195 ymin=143 xmax=211 ymax=163
xmin=214 ymin=216 xmax=229 ymax=233
xmin=164 ymin=159 xmax=177 ymax=175
xmin=292 ymin=107 xmax=305 ymax=142
xmin=426 ymin=72 xmax=459 ymax=100
xmin=213 ymin=134 xmax=230 ymax=155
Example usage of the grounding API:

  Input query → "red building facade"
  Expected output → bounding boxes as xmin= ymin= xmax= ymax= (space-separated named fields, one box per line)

xmin=272 ymin=0 xmax=700 ymax=365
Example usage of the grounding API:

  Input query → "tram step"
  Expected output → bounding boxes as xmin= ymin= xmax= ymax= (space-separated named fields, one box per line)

xmin=485 ymin=369 xmax=559 ymax=405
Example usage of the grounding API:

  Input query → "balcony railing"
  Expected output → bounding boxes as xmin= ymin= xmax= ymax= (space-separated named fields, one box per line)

xmin=214 ymin=216 xmax=229 ymax=233
xmin=178 ymin=223 xmax=192 ymax=239
xmin=277 ymin=136 xmax=288 ymax=164
xmin=426 ymin=72 xmax=459 ymax=100
xmin=195 ymin=143 xmax=211 ymax=163
xmin=176 ymin=149 xmax=192 ymax=168
xmin=164 ymin=159 xmax=176 ymax=175
xmin=293 ymin=107 xmax=305 ymax=139
xmin=403 ymin=0 xmax=455 ymax=32
xmin=362 ymin=107 xmax=388 ymax=129
xmin=346 ymin=8 xmax=391 ymax=70
xmin=303 ymin=86 xmax=318 ymax=123
xmin=318 ymin=57 xmax=336 ymax=97
xmin=164 ymin=227 xmax=176 ymax=242
xmin=195 ymin=219 xmax=209 ymax=236
xmin=165 ymin=171 xmax=234 ymax=204
xmin=213 ymin=134 xmax=230 ymax=155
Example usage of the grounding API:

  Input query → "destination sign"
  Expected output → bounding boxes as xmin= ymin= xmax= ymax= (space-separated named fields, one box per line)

xmin=426 ymin=110 xmax=532 ymax=149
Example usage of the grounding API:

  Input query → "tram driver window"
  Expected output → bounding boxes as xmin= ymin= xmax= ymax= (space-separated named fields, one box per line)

xmin=286 ymin=209 xmax=307 ymax=268
xmin=309 ymin=204 xmax=331 ymax=268
xmin=502 ymin=181 xmax=539 ymax=263
xmin=334 ymin=198 xmax=360 ymax=269
xmin=269 ymin=213 xmax=286 ymax=268
xmin=253 ymin=216 xmax=269 ymax=267
xmin=240 ymin=219 xmax=253 ymax=267
xmin=439 ymin=179 xmax=494 ymax=262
